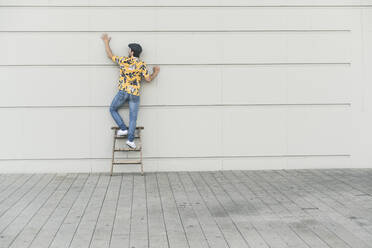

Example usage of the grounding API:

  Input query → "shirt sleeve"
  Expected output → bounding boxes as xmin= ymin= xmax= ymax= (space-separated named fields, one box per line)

xmin=141 ymin=63 xmax=151 ymax=81
xmin=111 ymin=55 xmax=126 ymax=65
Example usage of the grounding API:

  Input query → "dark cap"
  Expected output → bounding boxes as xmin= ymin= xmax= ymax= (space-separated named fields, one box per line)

xmin=128 ymin=43 xmax=142 ymax=56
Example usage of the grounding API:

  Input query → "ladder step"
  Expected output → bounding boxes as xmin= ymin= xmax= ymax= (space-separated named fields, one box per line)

xmin=111 ymin=126 xmax=144 ymax=130
xmin=112 ymin=160 xmax=142 ymax=164
xmin=114 ymin=135 xmax=140 ymax=139
xmin=114 ymin=147 xmax=141 ymax=151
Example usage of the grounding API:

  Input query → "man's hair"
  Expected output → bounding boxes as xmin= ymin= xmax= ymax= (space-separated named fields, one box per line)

xmin=128 ymin=43 xmax=142 ymax=57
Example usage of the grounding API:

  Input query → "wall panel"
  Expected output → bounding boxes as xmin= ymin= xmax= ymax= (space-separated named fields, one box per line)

xmin=0 ymin=3 xmax=361 ymax=172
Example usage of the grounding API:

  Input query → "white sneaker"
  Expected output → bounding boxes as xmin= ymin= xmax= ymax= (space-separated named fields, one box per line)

xmin=117 ymin=129 xmax=128 ymax=136
xmin=126 ymin=140 xmax=136 ymax=149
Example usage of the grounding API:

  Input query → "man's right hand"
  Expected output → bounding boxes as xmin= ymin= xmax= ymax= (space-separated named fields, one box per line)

xmin=101 ymin=33 xmax=111 ymax=43
xmin=102 ymin=33 xmax=113 ymax=58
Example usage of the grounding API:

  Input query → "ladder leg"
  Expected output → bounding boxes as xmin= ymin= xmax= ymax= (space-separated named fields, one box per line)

xmin=110 ymin=129 xmax=116 ymax=176
xmin=139 ymin=129 xmax=144 ymax=176
xmin=140 ymin=148 xmax=144 ymax=176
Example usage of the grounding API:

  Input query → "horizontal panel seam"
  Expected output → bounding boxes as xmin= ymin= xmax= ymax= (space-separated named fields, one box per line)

xmin=0 ymin=30 xmax=351 ymax=32
xmin=0 ymin=5 xmax=372 ymax=8
xmin=0 ymin=154 xmax=351 ymax=161
xmin=0 ymin=103 xmax=352 ymax=108
xmin=0 ymin=63 xmax=352 ymax=67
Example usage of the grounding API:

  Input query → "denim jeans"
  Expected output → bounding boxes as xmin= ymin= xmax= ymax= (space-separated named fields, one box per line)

xmin=109 ymin=90 xmax=140 ymax=142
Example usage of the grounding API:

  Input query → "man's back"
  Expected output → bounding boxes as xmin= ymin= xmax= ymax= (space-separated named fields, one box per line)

xmin=112 ymin=55 xmax=150 ymax=96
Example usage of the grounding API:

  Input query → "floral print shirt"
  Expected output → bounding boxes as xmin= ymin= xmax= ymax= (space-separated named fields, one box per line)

xmin=111 ymin=55 xmax=150 ymax=96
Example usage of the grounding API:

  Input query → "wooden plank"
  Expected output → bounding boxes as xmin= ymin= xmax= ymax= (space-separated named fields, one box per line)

xmin=0 ymin=174 xmax=53 ymax=232
xmin=329 ymin=169 xmax=372 ymax=207
xmin=276 ymin=170 xmax=372 ymax=247
xmin=219 ymin=170 xmax=311 ymax=248
xmin=8 ymin=174 xmax=79 ymax=248
xmin=338 ymin=169 xmax=372 ymax=195
xmin=247 ymin=170 xmax=358 ymax=248
xmin=317 ymin=169 xmax=372 ymax=214
xmin=69 ymin=174 xmax=111 ymax=248
xmin=114 ymin=135 xmax=141 ymax=139
xmin=28 ymin=174 xmax=90 ymax=248
xmin=90 ymin=174 xmax=122 ymax=248
xmin=111 ymin=126 xmax=144 ymax=130
xmin=245 ymin=170 xmax=347 ymax=248
xmin=0 ymin=174 xmax=61 ymax=248
xmin=110 ymin=174 xmax=134 ymax=248
xmin=114 ymin=147 xmax=142 ymax=152
xmin=0 ymin=174 xmax=23 ymax=197
xmin=145 ymin=173 xmax=169 ymax=248
xmin=156 ymin=173 xmax=189 ymax=248
xmin=0 ymin=174 xmax=33 ymax=204
xmin=256 ymin=170 xmax=371 ymax=248
xmin=49 ymin=174 xmax=100 ymax=248
xmin=177 ymin=172 xmax=229 ymax=248
xmin=332 ymin=169 xmax=372 ymax=194
xmin=298 ymin=169 xmax=372 ymax=224
xmin=231 ymin=169 xmax=331 ymax=248
xmin=301 ymin=170 xmax=372 ymax=242
xmin=128 ymin=174 xmax=149 ymax=248
xmin=0 ymin=171 xmax=370 ymax=248
xmin=203 ymin=171 xmax=290 ymax=248
xmin=167 ymin=172 xmax=210 ymax=248
xmin=188 ymin=172 xmax=250 ymax=247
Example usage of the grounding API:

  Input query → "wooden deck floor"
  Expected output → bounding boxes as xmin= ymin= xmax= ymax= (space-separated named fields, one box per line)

xmin=0 ymin=169 xmax=372 ymax=248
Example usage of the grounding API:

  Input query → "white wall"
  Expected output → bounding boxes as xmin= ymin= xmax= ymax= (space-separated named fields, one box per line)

xmin=0 ymin=0 xmax=371 ymax=173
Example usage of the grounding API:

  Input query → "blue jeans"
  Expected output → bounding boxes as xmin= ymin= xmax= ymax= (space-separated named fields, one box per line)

xmin=109 ymin=90 xmax=140 ymax=142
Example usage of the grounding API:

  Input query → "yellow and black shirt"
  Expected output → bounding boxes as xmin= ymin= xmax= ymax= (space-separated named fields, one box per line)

xmin=111 ymin=55 xmax=150 ymax=96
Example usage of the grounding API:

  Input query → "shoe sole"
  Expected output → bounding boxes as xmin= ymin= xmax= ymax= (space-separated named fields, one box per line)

xmin=126 ymin=143 xmax=136 ymax=149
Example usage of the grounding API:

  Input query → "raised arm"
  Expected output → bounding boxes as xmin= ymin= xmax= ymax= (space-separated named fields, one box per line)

xmin=101 ymin=33 xmax=113 ymax=59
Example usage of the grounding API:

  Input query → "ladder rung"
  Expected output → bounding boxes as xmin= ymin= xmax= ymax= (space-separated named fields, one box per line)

xmin=112 ymin=160 xmax=142 ymax=164
xmin=111 ymin=126 xmax=144 ymax=130
xmin=114 ymin=135 xmax=140 ymax=139
xmin=114 ymin=147 xmax=141 ymax=151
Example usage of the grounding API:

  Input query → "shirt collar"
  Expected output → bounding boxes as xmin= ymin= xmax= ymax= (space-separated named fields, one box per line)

xmin=129 ymin=56 xmax=139 ymax=61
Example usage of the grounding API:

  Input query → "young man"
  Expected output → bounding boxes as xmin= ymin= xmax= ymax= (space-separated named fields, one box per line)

xmin=101 ymin=33 xmax=160 ymax=148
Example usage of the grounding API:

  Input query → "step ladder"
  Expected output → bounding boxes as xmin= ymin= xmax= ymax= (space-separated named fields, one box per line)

xmin=110 ymin=126 xmax=144 ymax=176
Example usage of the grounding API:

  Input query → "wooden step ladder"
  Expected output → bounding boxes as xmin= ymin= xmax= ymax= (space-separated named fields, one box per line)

xmin=110 ymin=126 xmax=144 ymax=176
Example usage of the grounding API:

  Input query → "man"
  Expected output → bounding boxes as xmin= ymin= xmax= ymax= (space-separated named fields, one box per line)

xmin=101 ymin=33 xmax=160 ymax=148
